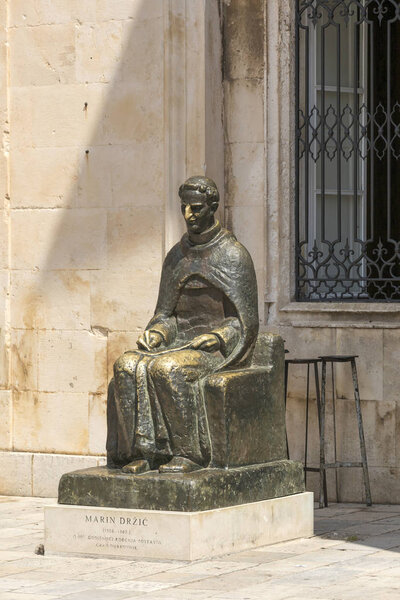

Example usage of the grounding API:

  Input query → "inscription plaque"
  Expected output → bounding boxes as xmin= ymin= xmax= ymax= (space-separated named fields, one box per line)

xmin=44 ymin=493 xmax=314 ymax=561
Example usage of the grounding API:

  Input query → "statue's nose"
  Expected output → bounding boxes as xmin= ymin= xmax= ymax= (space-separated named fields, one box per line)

xmin=185 ymin=205 xmax=192 ymax=220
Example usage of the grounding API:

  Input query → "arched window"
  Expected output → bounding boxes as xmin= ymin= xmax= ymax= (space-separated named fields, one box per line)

xmin=296 ymin=0 xmax=400 ymax=300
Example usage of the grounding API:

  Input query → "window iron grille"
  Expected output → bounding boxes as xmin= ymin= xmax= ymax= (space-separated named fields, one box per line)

xmin=296 ymin=0 xmax=400 ymax=301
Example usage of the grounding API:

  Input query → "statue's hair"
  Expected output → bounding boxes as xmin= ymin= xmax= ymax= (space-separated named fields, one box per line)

xmin=179 ymin=175 xmax=219 ymax=206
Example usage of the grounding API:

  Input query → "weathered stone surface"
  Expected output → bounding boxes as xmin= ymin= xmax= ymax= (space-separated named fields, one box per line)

xmin=223 ymin=0 xmax=264 ymax=81
xmin=225 ymin=79 xmax=264 ymax=144
xmin=205 ymin=334 xmax=286 ymax=468
xmin=0 ymin=390 xmax=12 ymax=450
xmin=0 ymin=450 xmax=33 ymax=496
xmin=46 ymin=492 xmax=313 ymax=561
xmin=58 ymin=459 xmax=305 ymax=512
xmin=33 ymin=453 xmax=99 ymax=497
xmin=336 ymin=328 xmax=383 ymax=401
xmin=13 ymin=391 xmax=89 ymax=454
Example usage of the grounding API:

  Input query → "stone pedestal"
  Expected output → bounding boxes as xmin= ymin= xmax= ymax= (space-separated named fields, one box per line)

xmin=45 ymin=492 xmax=313 ymax=561
xmin=58 ymin=459 xmax=304 ymax=512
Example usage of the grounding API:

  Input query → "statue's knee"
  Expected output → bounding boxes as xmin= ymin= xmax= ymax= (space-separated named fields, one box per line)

xmin=150 ymin=354 xmax=197 ymax=387
xmin=150 ymin=355 xmax=179 ymax=383
xmin=114 ymin=354 xmax=135 ymax=377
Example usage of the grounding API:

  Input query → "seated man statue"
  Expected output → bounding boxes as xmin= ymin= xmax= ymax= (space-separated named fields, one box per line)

xmin=106 ymin=175 xmax=259 ymax=475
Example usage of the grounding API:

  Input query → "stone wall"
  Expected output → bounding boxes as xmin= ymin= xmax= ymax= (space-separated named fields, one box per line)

xmin=0 ymin=0 xmax=223 ymax=496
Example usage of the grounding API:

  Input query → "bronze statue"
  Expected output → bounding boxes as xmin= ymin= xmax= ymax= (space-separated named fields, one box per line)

xmin=106 ymin=176 xmax=259 ymax=475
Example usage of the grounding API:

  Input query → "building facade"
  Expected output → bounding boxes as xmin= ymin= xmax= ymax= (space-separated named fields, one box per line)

xmin=0 ymin=0 xmax=399 ymax=503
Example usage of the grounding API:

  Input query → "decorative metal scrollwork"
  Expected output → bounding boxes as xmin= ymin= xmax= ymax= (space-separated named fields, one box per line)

xmin=296 ymin=0 xmax=400 ymax=301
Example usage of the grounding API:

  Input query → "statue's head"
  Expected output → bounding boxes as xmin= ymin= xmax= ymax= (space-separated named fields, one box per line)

xmin=179 ymin=176 xmax=219 ymax=234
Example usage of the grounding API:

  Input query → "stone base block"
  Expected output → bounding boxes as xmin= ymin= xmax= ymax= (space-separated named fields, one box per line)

xmin=45 ymin=492 xmax=314 ymax=561
xmin=58 ymin=459 xmax=304 ymax=512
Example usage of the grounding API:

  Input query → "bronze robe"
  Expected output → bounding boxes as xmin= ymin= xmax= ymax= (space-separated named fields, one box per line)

xmin=106 ymin=225 xmax=259 ymax=468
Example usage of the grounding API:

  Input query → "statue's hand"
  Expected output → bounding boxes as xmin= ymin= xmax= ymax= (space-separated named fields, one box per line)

xmin=137 ymin=330 xmax=163 ymax=351
xmin=190 ymin=333 xmax=221 ymax=353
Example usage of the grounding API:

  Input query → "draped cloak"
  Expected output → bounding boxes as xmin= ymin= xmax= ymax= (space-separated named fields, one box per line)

xmin=106 ymin=225 xmax=259 ymax=468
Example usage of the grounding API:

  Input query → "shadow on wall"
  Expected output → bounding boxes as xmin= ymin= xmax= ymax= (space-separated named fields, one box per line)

xmin=9 ymin=0 xmax=170 ymax=456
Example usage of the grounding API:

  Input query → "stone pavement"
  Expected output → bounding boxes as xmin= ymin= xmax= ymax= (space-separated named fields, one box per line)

xmin=1 ymin=497 xmax=400 ymax=599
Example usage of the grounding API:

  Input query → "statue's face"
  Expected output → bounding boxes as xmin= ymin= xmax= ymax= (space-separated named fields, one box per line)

xmin=181 ymin=191 xmax=215 ymax=234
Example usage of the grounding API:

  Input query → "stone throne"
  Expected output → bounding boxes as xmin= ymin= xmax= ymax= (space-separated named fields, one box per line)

xmin=205 ymin=332 xmax=287 ymax=469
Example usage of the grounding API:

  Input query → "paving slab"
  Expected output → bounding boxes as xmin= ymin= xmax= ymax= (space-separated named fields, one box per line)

xmin=1 ymin=497 xmax=400 ymax=599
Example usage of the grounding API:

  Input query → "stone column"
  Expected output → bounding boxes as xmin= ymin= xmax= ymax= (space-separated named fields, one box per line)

xmin=0 ymin=0 xmax=11 ymax=451
xmin=163 ymin=0 xmax=224 ymax=253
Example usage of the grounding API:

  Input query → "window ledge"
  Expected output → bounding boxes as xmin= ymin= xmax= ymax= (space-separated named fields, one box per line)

xmin=279 ymin=302 xmax=400 ymax=314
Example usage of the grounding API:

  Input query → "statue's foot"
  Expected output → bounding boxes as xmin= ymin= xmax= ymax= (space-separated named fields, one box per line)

xmin=158 ymin=456 xmax=202 ymax=474
xmin=122 ymin=459 xmax=150 ymax=475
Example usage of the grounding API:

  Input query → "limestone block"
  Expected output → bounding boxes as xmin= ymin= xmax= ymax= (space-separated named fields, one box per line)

xmin=9 ymin=24 xmax=75 ymax=87
xmin=383 ymin=330 xmax=400 ymax=403
xmin=88 ymin=394 xmax=107 ymax=455
xmin=0 ymin=451 xmax=33 ymax=496
xmin=286 ymin=393 xmax=338 ymax=473
xmin=38 ymin=330 xmax=106 ymax=394
xmin=109 ymin=142 xmax=163 ymax=208
xmin=10 ymin=83 xmax=107 ymax=149
xmin=76 ymin=21 xmax=123 ymax=84
xmin=225 ymin=79 xmax=264 ymax=143
xmin=0 ymin=269 xmax=8 ymax=321
xmin=76 ymin=146 xmax=114 ymax=208
xmin=90 ymin=269 xmax=159 ymax=332
xmin=337 ymin=466 xmax=400 ymax=504
xmin=11 ymin=270 xmax=90 ymax=330
xmin=223 ymin=0 xmax=264 ymax=81
xmin=11 ymin=208 xmax=107 ymax=270
xmin=0 ymin=390 xmax=12 ymax=450
xmin=107 ymin=207 xmax=163 ymax=272
xmin=100 ymin=81 xmax=163 ymax=146
xmin=286 ymin=396 xmax=321 ymax=466
xmin=336 ymin=328 xmax=383 ymax=401
xmin=369 ymin=467 xmax=400 ymax=504
xmin=0 ymin=328 xmax=9 ymax=389
xmin=9 ymin=0 xmax=81 ymax=27
xmin=13 ymin=391 xmax=89 ymax=454
xmin=335 ymin=398 xmax=395 ymax=468
xmin=303 ymin=467 xmax=338 ymax=502
xmin=226 ymin=205 xmax=265 ymax=276
xmin=279 ymin=326 xmax=336 ymax=398
xmin=0 ymin=159 xmax=7 ymax=210
xmin=10 ymin=147 xmax=80 ymax=209
xmin=95 ymin=0 xmax=163 ymax=23
xmin=120 ymin=17 xmax=163 ymax=86
xmin=33 ymin=453 xmax=99 ymax=497
xmin=225 ymin=142 xmax=265 ymax=207
xmin=11 ymin=329 xmax=38 ymax=391
xmin=0 ymin=4 xmax=6 ymax=42
xmin=12 ymin=145 xmax=116 ymax=209
xmin=107 ymin=331 xmax=142 ymax=381
xmin=0 ymin=211 xmax=8 ymax=269
xmin=9 ymin=0 xmax=163 ymax=27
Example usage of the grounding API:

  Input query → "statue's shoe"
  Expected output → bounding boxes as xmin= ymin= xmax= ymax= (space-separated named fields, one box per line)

xmin=122 ymin=459 xmax=150 ymax=474
xmin=106 ymin=458 xmax=120 ymax=469
xmin=158 ymin=456 xmax=202 ymax=473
